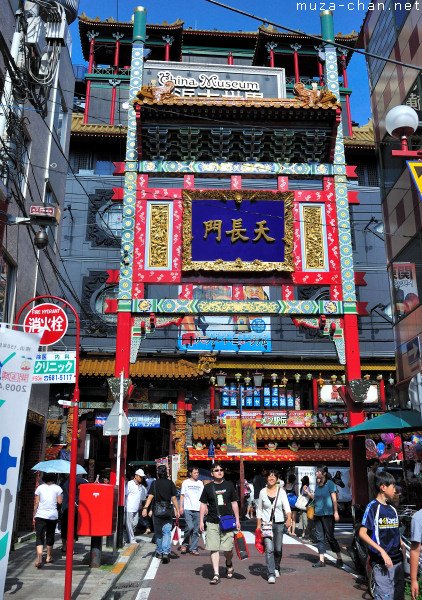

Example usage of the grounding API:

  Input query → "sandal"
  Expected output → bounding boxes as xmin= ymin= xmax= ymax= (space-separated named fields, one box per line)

xmin=226 ymin=561 xmax=234 ymax=579
xmin=210 ymin=574 xmax=220 ymax=585
xmin=34 ymin=562 xmax=42 ymax=568
xmin=180 ymin=546 xmax=187 ymax=554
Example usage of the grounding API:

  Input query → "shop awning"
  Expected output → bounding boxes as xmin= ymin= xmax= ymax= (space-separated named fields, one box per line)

xmin=80 ymin=357 xmax=203 ymax=379
xmin=188 ymin=447 xmax=350 ymax=462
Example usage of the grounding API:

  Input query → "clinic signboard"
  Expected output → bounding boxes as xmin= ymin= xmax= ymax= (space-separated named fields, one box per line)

xmin=32 ymin=352 xmax=76 ymax=383
xmin=143 ymin=61 xmax=286 ymax=100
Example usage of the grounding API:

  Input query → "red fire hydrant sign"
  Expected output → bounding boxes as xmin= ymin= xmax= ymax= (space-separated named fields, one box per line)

xmin=23 ymin=303 xmax=68 ymax=346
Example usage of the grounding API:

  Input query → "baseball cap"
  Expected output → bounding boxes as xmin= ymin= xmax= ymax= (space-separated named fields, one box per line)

xmin=135 ymin=469 xmax=145 ymax=477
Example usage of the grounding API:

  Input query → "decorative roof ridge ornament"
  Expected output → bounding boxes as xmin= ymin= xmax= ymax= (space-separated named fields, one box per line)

xmin=293 ymin=81 xmax=339 ymax=107
xmin=136 ymin=79 xmax=175 ymax=102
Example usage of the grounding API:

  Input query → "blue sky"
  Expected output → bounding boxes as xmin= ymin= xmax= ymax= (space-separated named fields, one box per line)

xmin=71 ymin=0 xmax=371 ymax=126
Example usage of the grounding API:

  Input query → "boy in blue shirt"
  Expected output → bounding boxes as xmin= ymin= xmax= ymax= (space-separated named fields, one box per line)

xmin=359 ymin=471 xmax=404 ymax=600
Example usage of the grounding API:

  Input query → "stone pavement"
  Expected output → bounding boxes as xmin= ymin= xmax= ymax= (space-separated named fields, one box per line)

xmin=4 ymin=532 xmax=139 ymax=600
xmin=109 ymin=525 xmax=375 ymax=600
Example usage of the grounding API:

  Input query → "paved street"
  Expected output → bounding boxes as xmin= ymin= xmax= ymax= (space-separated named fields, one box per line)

xmin=108 ymin=524 xmax=365 ymax=600
xmin=3 ymin=522 xmax=368 ymax=600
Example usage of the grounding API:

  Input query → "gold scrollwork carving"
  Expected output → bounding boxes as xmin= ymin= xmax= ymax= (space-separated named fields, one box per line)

xmin=303 ymin=205 xmax=325 ymax=270
xmin=174 ymin=408 xmax=188 ymax=488
xmin=198 ymin=353 xmax=217 ymax=373
xmin=182 ymin=190 xmax=294 ymax=272
xmin=149 ymin=204 xmax=169 ymax=268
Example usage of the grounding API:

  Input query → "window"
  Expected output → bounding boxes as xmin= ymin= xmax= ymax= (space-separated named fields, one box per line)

xmin=69 ymin=151 xmax=93 ymax=174
xmin=53 ymin=86 xmax=68 ymax=147
xmin=45 ymin=188 xmax=58 ymax=251
xmin=98 ymin=202 xmax=123 ymax=237
xmin=0 ymin=251 xmax=16 ymax=323
xmin=94 ymin=285 xmax=119 ymax=324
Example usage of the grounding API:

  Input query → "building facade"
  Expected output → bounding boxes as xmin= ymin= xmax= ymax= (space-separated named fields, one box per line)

xmin=359 ymin=1 xmax=422 ymax=395
xmin=0 ymin=0 xmax=77 ymax=532
xmin=57 ymin=9 xmax=394 ymax=487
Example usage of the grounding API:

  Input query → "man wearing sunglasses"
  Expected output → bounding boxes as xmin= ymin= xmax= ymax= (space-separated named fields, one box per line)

xmin=199 ymin=463 xmax=240 ymax=585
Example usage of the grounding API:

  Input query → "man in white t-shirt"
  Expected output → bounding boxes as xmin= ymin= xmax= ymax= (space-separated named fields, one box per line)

xmin=180 ymin=467 xmax=204 ymax=555
xmin=125 ymin=469 xmax=146 ymax=544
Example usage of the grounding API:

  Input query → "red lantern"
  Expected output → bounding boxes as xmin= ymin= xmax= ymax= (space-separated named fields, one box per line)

xmin=393 ymin=436 xmax=402 ymax=452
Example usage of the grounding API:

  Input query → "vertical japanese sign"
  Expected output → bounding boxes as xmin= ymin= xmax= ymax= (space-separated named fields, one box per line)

xmin=242 ymin=416 xmax=257 ymax=455
xmin=226 ymin=414 xmax=257 ymax=455
xmin=392 ymin=262 xmax=419 ymax=318
xmin=0 ymin=327 xmax=40 ymax=598
xmin=226 ymin=415 xmax=243 ymax=455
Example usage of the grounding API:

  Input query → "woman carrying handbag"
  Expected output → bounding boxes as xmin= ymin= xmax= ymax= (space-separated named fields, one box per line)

xmin=256 ymin=470 xmax=292 ymax=584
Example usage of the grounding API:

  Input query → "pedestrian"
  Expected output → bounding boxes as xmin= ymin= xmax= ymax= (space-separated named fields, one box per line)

xmin=125 ymin=469 xmax=146 ymax=544
xmin=359 ymin=471 xmax=404 ymax=600
xmin=253 ymin=467 xmax=268 ymax=504
xmin=312 ymin=464 xmax=343 ymax=568
xmin=297 ymin=475 xmax=312 ymax=539
xmin=180 ymin=466 xmax=203 ymax=555
xmin=142 ymin=465 xmax=179 ymax=563
xmin=199 ymin=462 xmax=240 ymax=585
xmin=60 ymin=473 xmax=88 ymax=553
xmin=367 ymin=458 xmax=380 ymax=501
xmin=256 ymin=469 xmax=291 ymax=584
xmin=285 ymin=473 xmax=298 ymax=536
xmin=144 ymin=471 xmax=156 ymax=534
xmin=410 ymin=506 xmax=422 ymax=600
xmin=246 ymin=480 xmax=255 ymax=519
xmin=33 ymin=473 xmax=63 ymax=568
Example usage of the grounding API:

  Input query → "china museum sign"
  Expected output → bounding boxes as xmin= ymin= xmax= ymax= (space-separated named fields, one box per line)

xmin=143 ymin=61 xmax=286 ymax=99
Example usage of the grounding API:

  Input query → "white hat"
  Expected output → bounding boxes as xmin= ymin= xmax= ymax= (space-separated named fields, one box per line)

xmin=135 ymin=469 xmax=145 ymax=477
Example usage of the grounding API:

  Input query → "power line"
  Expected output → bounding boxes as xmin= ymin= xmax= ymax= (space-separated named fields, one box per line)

xmin=203 ymin=0 xmax=422 ymax=72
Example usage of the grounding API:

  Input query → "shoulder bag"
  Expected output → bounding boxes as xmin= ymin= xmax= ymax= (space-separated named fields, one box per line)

xmin=295 ymin=493 xmax=309 ymax=511
xmin=212 ymin=483 xmax=236 ymax=532
xmin=286 ymin=484 xmax=298 ymax=508
xmin=261 ymin=487 xmax=280 ymax=538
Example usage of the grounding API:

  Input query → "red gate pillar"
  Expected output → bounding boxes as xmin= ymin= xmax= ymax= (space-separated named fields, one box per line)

xmin=111 ymin=311 xmax=131 ymax=545
xmin=344 ymin=313 xmax=368 ymax=506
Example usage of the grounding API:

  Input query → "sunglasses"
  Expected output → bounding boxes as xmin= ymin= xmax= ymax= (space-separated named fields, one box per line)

xmin=213 ymin=468 xmax=224 ymax=472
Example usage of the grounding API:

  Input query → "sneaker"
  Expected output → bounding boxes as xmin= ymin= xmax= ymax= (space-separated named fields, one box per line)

xmin=312 ymin=561 xmax=326 ymax=568
xmin=268 ymin=576 xmax=276 ymax=584
xmin=162 ymin=554 xmax=169 ymax=564
xmin=155 ymin=552 xmax=162 ymax=559
xmin=275 ymin=569 xmax=280 ymax=578
xmin=336 ymin=559 xmax=344 ymax=568
xmin=245 ymin=514 xmax=251 ymax=519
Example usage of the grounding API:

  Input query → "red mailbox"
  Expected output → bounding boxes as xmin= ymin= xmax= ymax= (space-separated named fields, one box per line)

xmin=77 ymin=484 xmax=118 ymax=536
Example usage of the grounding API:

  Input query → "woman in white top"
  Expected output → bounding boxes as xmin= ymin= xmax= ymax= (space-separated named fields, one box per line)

xmin=33 ymin=473 xmax=63 ymax=567
xmin=256 ymin=470 xmax=292 ymax=584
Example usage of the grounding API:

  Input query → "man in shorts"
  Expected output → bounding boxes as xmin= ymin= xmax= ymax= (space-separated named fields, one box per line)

xmin=199 ymin=463 xmax=240 ymax=585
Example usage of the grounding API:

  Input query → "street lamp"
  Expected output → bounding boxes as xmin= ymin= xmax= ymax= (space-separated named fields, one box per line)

xmin=253 ymin=372 xmax=263 ymax=387
xmin=385 ymin=105 xmax=421 ymax=157
xmin=216 ymin=371 xmax=227 ymax=387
